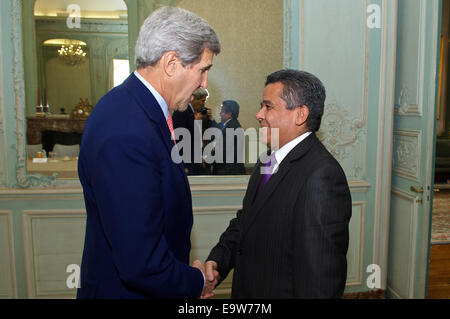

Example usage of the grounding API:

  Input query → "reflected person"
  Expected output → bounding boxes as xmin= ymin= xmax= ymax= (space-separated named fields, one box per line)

xmin=172 ymin=89 xmax=208 ymax=175
xmin=212 ymin=100 xmax=246 ymax=175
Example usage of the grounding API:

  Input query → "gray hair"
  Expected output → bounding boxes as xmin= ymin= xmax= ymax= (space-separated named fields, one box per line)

xmin=193 ymin=88 xmax=209 ymax=100
xmin=135 ymin=6 xmax=221 ymax=69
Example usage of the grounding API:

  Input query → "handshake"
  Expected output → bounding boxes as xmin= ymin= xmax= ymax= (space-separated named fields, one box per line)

xmin=192 ymin=260 xmax=220 ymax=299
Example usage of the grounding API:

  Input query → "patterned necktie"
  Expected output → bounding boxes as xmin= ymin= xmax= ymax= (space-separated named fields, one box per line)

xmin=166 ymin=113 xmax=176 ymax=144
xmin=255 ymin=153 xmax=277 ymax=198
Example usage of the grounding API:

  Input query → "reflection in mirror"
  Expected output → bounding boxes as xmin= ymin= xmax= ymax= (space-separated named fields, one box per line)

xmin=25 ymin=0 xmax=129 ymax=178
xmin=174 ymin=0 xmax=283 ymax=176
xmin=24 ymin=0 xmax=282 ymax=178
xmin=39 ymin=38 xmax=90 ymax=117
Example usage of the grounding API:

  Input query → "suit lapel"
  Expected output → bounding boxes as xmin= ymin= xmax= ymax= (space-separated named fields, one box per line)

xmin=241 ymin=133 xmax=319 ymax=240
xmin=122 ymin=73 xmax=175 ymax=154
xmin=243 ymin=161 xmax=263 ymax=209
xmin=122 ymin=73 xmax=189 ymax=187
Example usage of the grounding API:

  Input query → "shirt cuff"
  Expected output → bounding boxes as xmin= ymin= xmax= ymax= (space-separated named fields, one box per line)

xmin=201 ymin=271 xmax=206 ymax=289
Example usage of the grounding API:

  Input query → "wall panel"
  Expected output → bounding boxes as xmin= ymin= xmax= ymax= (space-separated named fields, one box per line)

xmin=387 ymin=189 xmax=419 ymax=299
xmin=346 ymin=202 xmax=365 ymax=286
xmin=22 ymin=210 xmax=85 ymax=298
xmin=0 ymin=211 xmax=16 ymax=298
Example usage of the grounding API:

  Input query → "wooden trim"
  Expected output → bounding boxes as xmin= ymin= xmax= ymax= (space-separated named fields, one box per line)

xmin=343 ymin=289 xmax=386 ymax=299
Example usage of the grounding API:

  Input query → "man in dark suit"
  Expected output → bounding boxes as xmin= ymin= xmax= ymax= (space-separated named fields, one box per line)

xmin=77 ymin=7 xmax=220 ymax=299
xmin=172 ymin=89 xmax=208 ymax=175
xmin=204 ymin=69 xmax=352 ymax=298
xmin=212 ymin=100 xmax=246 ymax=175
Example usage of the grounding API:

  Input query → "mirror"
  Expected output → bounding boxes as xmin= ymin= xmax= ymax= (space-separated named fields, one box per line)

xmin=39 ymin=38 xmax=90 ymax=116
xmin=25 ymin=0 xmax=129 ymax=178
xmin=173 ymin=0 xmax=284 ymax=176
xmin=23 ymin=0 xmax=284 ymax=179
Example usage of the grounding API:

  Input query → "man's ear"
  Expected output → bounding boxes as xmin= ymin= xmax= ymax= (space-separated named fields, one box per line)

xmin=295 ymin=105 xmax=309 ymax=126
xmin=162 ymin=51 xmax=179 ymax=77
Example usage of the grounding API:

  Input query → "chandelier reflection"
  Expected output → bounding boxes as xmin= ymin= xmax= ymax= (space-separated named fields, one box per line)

xmin=58 ymin=44 xmax=87 ymax=66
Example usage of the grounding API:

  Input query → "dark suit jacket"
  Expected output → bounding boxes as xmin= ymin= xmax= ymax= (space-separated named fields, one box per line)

xmin=172 ymin=106 xmax=203 ymax=175
xmin=207 ymin=133 xmax=352 ymax=298
xmin=77 ymin=73 xmax=203 ymax=299
xmin=212 ymin=118 xmax=246 ymax=175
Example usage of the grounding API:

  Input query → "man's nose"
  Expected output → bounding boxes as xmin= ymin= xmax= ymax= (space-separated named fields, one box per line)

xmin=256 ymin=108 xmax=265 ymax=121
xmin=200 ymin=72 xmax=208 ymax=89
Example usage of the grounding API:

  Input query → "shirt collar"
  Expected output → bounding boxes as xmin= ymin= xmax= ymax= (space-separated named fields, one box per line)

xmin=223 ymin=118 xmax=232 ymax=127
xmin=134 ymin=70 xmax=169 ymax=120
xmin=273 ymin=131 xmax=312 ymax=168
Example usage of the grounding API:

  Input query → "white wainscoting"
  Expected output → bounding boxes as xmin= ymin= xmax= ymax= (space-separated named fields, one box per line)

xmin=346 ymin=202 xmax=365 ymax=286
xmin=22 ymin=210 xmax=86 ymax=298
xmin=387 ymin=188 xmax=419 ymax=299
xmin=0 ymin=211 xmax=16 ymax=298
xmin=6 ymin=183 xmax=367 ymax=299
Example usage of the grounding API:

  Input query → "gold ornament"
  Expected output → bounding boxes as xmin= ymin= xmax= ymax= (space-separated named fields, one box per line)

xmin=71 ymin=98 xmax=94 ymax=119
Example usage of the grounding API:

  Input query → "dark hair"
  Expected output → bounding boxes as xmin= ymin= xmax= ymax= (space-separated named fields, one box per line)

xmin=265 ymin=69 xmax=326 ymax=132
xmin=222 ymin=100 xmax=240 ymax=119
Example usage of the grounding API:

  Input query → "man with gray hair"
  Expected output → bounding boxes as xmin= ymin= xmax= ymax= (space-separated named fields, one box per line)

xmin=77 ymin=6 xmax=220 ymax=299
xmin=172 ymin=88 xmax=209 ymax=175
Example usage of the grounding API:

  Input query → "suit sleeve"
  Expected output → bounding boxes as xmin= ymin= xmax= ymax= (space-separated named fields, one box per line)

xmin=206 ymin=209 xmax=243 ymax=284
xmin=91 ymin=134 xmax=203 ymax=298
xmin=293 ymin=163 xmax=352 ymax=298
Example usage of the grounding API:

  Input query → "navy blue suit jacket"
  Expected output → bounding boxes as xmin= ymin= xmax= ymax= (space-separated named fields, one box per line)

xmin=77 ymin=73 xmax=203 ymax=299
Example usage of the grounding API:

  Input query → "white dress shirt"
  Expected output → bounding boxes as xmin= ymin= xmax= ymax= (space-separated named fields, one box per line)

xmin=134 ymin=71 xmax=169 ymax=121
xmin=271 ymin=131 xmax=312 ymax=174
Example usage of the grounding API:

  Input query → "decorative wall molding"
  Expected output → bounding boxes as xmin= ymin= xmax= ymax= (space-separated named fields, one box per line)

xmin=282 ymin=0 xmax=292 ymax=68
xmin=22 ymin=210 xmax=86 ymax=298
xmin=0 ymin=185 xmax=82 ymax=195
xmin=390 ymin=188 xmax=419 ymax=299
xmin=0 ymin=8 xmax=7 ymax=187
xmin=373 ymin=0 xmax=398 ymax=291
xmin=11 ymin=0 xmax=105 ymax=188
xmin=345 ymin=201 xmax=365 ymax=286
xmin=11 ymin=0 xmax=58 ymax=188
xmin=36 ymin=17 xmax=128 ymax=35
xmin=396 ymin=86 xmax=420 ymax=116
xmin=298 ymin=0 xmax=304 ymax=69
xmin=0 ymin=211 xmax=17 ymax=298
xmin=318 ymin=100 xmax=366 ymax=179
xmin=193 ymin=205 xmax=242 ymax=215
xmin=0 ymin=179 xmax=371 ymax=197
xmin=394 ymin=0 xmax=426 ymax=117
xmin=392 ymin=130 xmax=421 ymax=182
xmin=348 ymin=180 xmax=371 ymax=193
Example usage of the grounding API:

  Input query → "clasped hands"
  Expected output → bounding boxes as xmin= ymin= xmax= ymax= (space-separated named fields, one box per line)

xmin=192 ymin=260 xmax=219 ymax=299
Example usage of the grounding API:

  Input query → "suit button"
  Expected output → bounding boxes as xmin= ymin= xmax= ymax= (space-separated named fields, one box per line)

xmin=237 ymin=248 xmax=243 ymax=255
